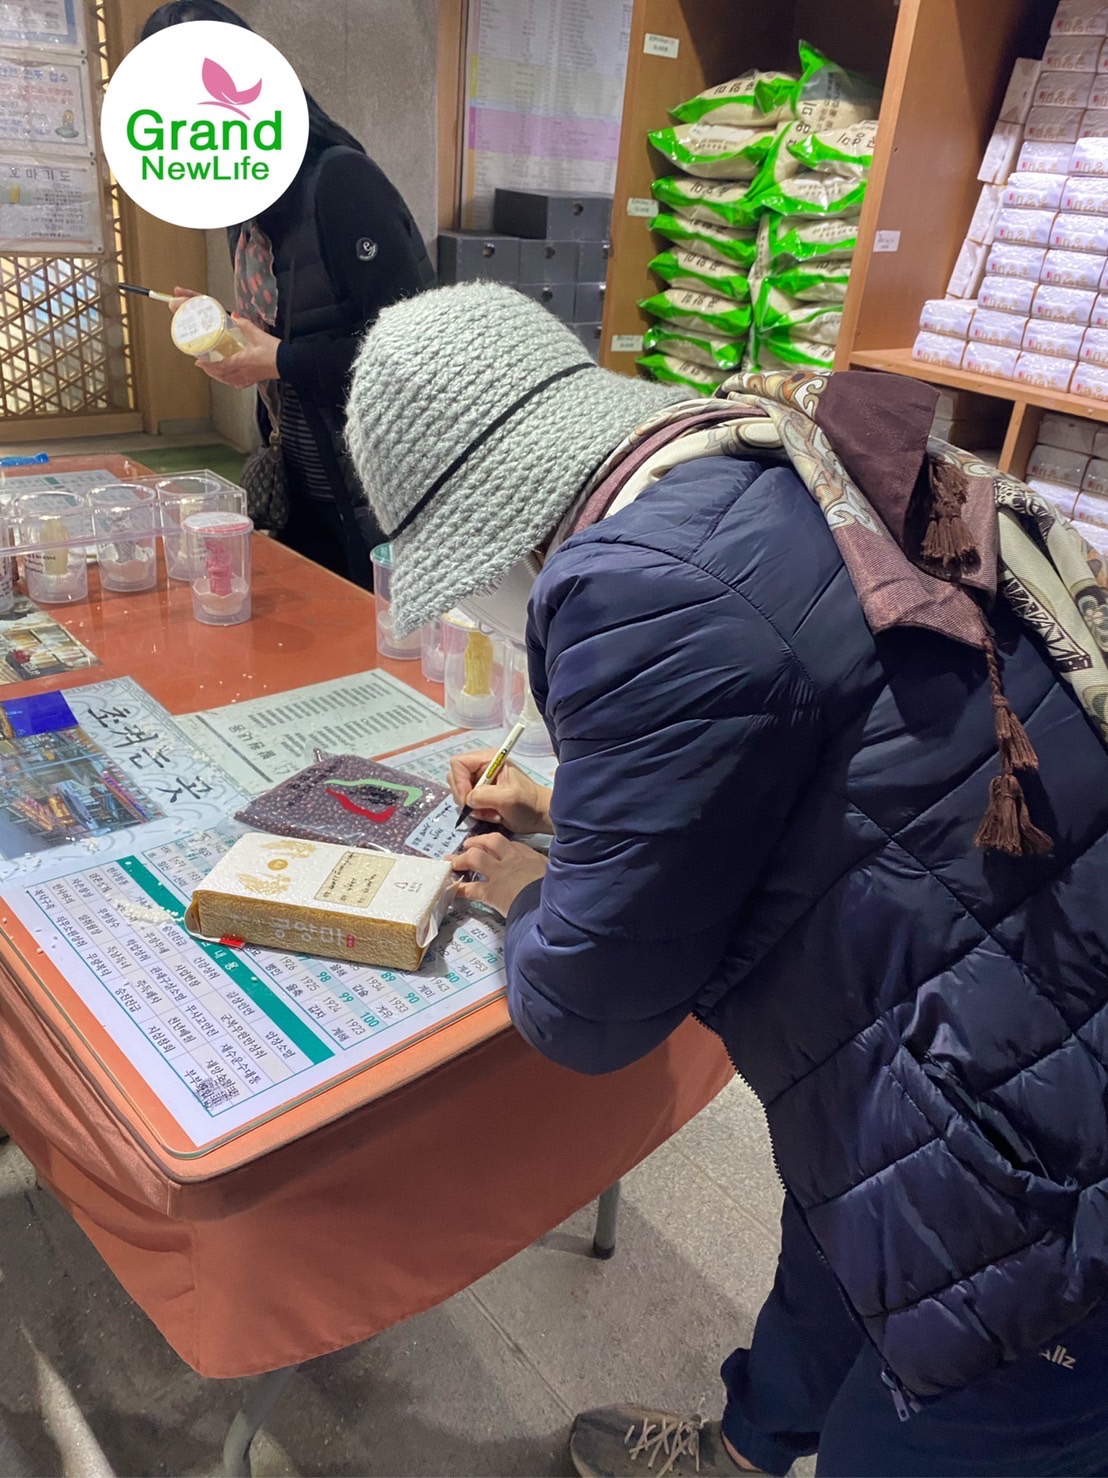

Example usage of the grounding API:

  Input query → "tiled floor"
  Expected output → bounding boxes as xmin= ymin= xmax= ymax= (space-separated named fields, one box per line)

xmin=0 ymin=1078 xmax=786 ymax=1477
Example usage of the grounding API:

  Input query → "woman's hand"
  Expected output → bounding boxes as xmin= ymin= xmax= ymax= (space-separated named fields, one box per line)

xmin=451 ymin=832 xmax=548 ymax=918
xmin=168 ymin=285 xmax=202 ymax=310
xmin=197 ymin=317 xmax=280 ymax=387
xmin=448 ymin=752 xmax=553 ymax=834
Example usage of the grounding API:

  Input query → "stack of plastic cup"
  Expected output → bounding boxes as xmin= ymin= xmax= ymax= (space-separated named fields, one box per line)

xmin=371 ymin=543 xmax=421 ymax=659
xmin=420 ymin=617 xmax=446 ymax=683
xmin=442 ymin=609 xmax=504 ymax=728
xmin=90 ymin=482 xmax=159 ymax=593
xmin=14 ymin=489 xmax=90 ymax=604
xmin=504 ymin=640 xmax=552 ymax=755
xmin=184 ymin=510 xmax=254 ymax=626
xmin=157 ymin=473 xmax=246 ymax=581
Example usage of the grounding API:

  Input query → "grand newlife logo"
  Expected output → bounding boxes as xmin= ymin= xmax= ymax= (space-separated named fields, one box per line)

xmin=101 ymin=21 xmax=309 ymax=229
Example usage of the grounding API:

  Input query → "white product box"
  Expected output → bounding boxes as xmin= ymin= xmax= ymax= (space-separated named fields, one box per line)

xmin=1079 ymin=106 xmax=1108 ymax=133
xmin=1071 ymin=135 xmax=1108 ymax=171
xmin=985 ymin=242 xmax=1047 ymax=279
xmin=970 ymin=308 xmax=1029 ymax=348
xmin=911 ymin=331 xmax=966 ymax=369
xmin=1091 ymin=74 xmax=1108 ymax=107
xmin=1027 ymin=441 xmax=1091 ymax=486
xmin=1081 ymin=456 xmax=1108 ymax=493
xmin=919 ymin=299 xmax=976 ymax=337
xmin=962 ymin=341 xmax=1020 ymax=378
xmin=1050 ymin=210 xmax=1108 ymax=248
xmin=978 ymin=123 xmax=1025 ymax=183
xmin=1091 ymin=291 xmax=1108 ymax=326
xmin=1081 ymin=324 xmax=1108 ymax=364
xmin=1042 ymin=248 xmax=1104 ymax=289
xmin=1036 ymin=70 xmax=1096 ymax=108
xmin=1003 ymin=173 xmax=1066 ymax=210
xmin=1015 ymin=352 xmax=1077 ymax=390
xmin=999 ymin=58 xmax=1042 ymax=123
xmin=977 ymin=276 xmax=1038 ymax=314
xmin=1071 ymin=360 xmax=1108 ymax=398
xmin=1017 ymin=139 xmax=1076 ymax=174
xmin=1052 ymin=1 xmax=1108 ymax=37
xmin=967 ymin=184 xmax=1003 ymax=243
xmin=1094 ymin=424 xmax=1108 ymax=454
xmin=1101 ymin=37 xmax=1108 ymax=69
xmin=946 ymin=238 xmax=989 ymax=298
xmin=995 ymin=207 xmax=1059 ymax=245
xmin=1044 ymin=36 xmax=1102 ymax=69
xmin=1024 ymin=317 xmax=1087 ymax=357
xmin=1027 ymin=477 xmax=1082 ymax=511
xmin=1025 ymin=106 xmax=1083 ymax=141
xmin=1060 ymin=172 xmax=1108 ymax=210
xmin=1039 ymin=410 xmax=1099 ymax=452
xmin=1032 ymin=283 xmax=1097 ymax=323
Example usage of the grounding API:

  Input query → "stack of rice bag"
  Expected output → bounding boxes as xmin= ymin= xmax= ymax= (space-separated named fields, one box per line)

xmin=637 ymin=42 xmax=881 ymax=395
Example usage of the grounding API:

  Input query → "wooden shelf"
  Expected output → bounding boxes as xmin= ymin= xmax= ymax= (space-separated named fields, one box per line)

xmin=848 ymin=347 xmax=1108 ymax=426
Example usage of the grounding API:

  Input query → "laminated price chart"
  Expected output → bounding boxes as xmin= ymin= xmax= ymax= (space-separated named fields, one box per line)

xmin=4 ymin=824 xmax=506 ymax=1150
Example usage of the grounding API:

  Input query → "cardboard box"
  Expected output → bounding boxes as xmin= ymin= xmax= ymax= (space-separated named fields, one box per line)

xmin=494 ymin=188 xmax=613 ymax=241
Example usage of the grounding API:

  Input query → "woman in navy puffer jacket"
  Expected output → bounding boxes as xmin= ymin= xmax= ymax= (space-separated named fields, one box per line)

xmin=346 ymin=284 xmax=1108 ymax=1478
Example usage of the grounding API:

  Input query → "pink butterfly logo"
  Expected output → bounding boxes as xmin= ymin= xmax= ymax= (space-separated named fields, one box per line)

xmin=200 ymin=58 xmax=262 ymax=119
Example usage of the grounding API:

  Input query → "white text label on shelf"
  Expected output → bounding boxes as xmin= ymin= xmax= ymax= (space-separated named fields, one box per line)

xmin=874 ymin=230 xmax=902 ymax=253
xmin=626 ymin=197 xmax=658 ymax=218
xmin=643 ymin=33 xmax=680 ymax=58
xmin=611 ymin=335 xmax=644 ymax=353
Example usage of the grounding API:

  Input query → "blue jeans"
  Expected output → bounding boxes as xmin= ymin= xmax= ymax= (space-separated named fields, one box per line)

xmin=722 ymin=1199 xmax=1108 ymax=1477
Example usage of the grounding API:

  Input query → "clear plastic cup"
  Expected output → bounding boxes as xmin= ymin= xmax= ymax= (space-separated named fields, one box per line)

xmin=184 ymin=510 xmax=253 ymax=626
xmin=504 ymin=640 xmax=552 ymax=755
xmin=157 ymin=472 xmax=246 ymax=581
xmin=0 ymin=507 xmax=14 ymax=616
xmin=421 ymin=617 xmax=445 ymax=683
xmin=442 ymin=608 xmax=503 ymax=729
xmin=14 ymin=489 xmax=90 ymax=604
xmin=371 ymin=543 xmax=421 ymax=659
xmin=90 ymin=482 xmax=159 ymax=593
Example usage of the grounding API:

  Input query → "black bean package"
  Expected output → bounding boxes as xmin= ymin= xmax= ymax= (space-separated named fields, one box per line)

xmin=235 ymin=751 xmax=465 ymax=859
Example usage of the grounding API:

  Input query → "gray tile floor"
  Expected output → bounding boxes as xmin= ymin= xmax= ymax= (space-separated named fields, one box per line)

xmin=0 ymin=1079 xmax=787 ymax=1477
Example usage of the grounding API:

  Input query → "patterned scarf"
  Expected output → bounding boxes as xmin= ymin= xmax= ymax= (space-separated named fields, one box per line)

xmin=580 ymin=369 xmax=1108 ymax=857
xmin=232 ymin=222 xmax=280 ymax=424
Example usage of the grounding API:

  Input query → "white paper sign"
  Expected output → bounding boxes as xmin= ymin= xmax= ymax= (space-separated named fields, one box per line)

xmin=0 ymin=154 xmax=103 ymax=251
xmin=0 ymin=0 xmax=85 ymax=50
xmin=643 ymin=32 xmax=679 ymax=58
xmin=0 ymin=51 xmax=94 ymax=151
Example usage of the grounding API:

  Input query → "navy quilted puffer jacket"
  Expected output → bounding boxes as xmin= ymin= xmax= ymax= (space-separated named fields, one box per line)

xmin=504 ymin=453 xmax=1108 ymax=1400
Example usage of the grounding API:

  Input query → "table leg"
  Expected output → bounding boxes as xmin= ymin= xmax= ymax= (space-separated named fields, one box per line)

xmin=591 ymin=1180 xmax=621 ymax=1260
xmin=222 ymin=1364 xmax=299 ymax=1478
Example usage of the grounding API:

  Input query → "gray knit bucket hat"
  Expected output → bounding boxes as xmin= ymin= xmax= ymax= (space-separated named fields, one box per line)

xmin=345 ymin=282 xmax=680 ymax=635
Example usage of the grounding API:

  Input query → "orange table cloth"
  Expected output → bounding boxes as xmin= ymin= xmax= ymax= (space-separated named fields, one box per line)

xmin=0 ymin=457 xmax=731 ymax=1377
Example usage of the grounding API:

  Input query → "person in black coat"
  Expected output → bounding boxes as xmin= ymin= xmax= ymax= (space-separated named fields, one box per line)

xmin=141 ymin=0 xmax=434 ymax=587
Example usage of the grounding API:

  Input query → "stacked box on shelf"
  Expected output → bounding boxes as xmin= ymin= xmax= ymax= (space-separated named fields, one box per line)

xmin=913 ymin=0 xmax=1108 ymax=404
xmin=636 ymin=45 xmax=881 ymax=395
xmin=1024 ymin=410 xmax=1108 ymax=551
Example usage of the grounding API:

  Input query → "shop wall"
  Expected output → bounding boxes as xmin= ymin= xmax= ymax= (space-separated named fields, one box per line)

xmin=205 ymin=0 xmax=439 ymax=450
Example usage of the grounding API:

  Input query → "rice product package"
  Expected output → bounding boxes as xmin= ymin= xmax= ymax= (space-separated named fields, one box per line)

xmin=638 ymin=287 xmax=753 ymax=337
xmin=1031 ymin=283 xmax=1096 ymax=324
xmin=753 ymin=170 xmax=867 ymax=217
xmin=947 ymin=238 xmax=989 ymax=298
xmin=637 ymin=352 xmax=728 ymax=395
xmin=919 ymin=298 xmax=976 ymax=338
xmin=642 ymin=322 xmax=746 ymax=371
xmin=969 ymin=308 xmax=1028 ymax=350
xmin=1002 ymin=174 xmax=1066 ymax=211
xmin=766 ymin=261 xmax=851 ymax=303
xmin=651 ymin=175 xmax=761 ymax=228
xmin=670 ymin=71 xmax=797 ymax=129
xmin=766 ymin=213 xmax=860 ymax=264
xmin=1052 ymin=0 xmax=1108 ymax=36
xmin=1093 ymin=291 xmax=1108 ymax=327
xmin=1081 ymin=324 xmax=1108 ymax=365
xmin=1071 ymin=135 xmax=1108 ymax=173
xmin=1042 ymin=248 xmax=1103 ymax=289
xmin=962 ymin=340 xmax=1020 ymax=378
xmin=648 ymin=123 xmax=777 ymax=180
xmin=1050 ymin=211 xmax=1108 ymax=250
xmin=980 ymin=123 xmax=1024 ymax=182
xmin=649 ymin=248 xmax=750 ymax=302
xmin=1015 ymin=353 xmax=1076 ymax=392
xmin=985 ymin=242 xmax=1047 ymax=279
xmin=1091 ymin=74 xmax=1108 ymax=108
xmin=1022 ymin=317 xmax=1086 ymax=358
xmin=787 ymin=119 xmax=877 ymax=178
xmin=792 ymin=41 xmax=881 ymax=132
xmin=1082 ymin=456 xmax=1108 ymax=493
xmin=977 ymin=276 xmax=1037 ymax=315
xmin=756 ymin=284 xmax=842 ymax=345
xmin=748 ymin=120 xmax=814 ymax=195
xmin=1043 ymin=35 xmax=1101 ymax=69
xmin=1027 ymin=477 xmax=1081 ymax=511
xmin=1061 ymin=173 xmax=1108 ymax=212
xmin=651 ymin=210 xmax=757 ymax=268
xmin=994 ymin=207 xmax=1058 ymax=246
xmin=1016 ymin=139 xmax=1076 ymax=174
xmin=1038 ymin=412 xmax=1099 ymax=453
xmin=1025 ymin=106 xmax=1083 ymax=142
xmin=1033 ymin=70 xmax=1095 ymax=109
xmin=235 ymin=751 xmax=462 ymax=859
xmin=1072 ymin=361 xmax=1108 ymax=400
xmin=967 ymin=184 xmax=1003 ymax=243
xmin=912 ymin=331 xmax=966 ymax=370
xmin=1080 ymin=108 xmax=1108 ymax=135
xmin=1027 ymin=442 xmax=1090 ymax=487
xmin=754 ymin=332 xmax=837 ymax=372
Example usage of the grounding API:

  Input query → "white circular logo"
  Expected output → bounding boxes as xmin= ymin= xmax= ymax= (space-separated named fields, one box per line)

xmin=100 ymin=21 xmax=309 ymax=229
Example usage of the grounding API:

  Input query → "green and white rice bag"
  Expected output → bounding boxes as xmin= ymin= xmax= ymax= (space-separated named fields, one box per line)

xmin=755 ymin=333 xmax=838 ymax=371
xmin=788 ymin=119 xmax=878 ymax=178
xmin=648 ymin=122 xmax=777 ymax=180
xmin=652 ymin=210 xmax=757 ymax=268
xmin=650 ymin=247 xmax=751 ymax=302
xmin=670 ymin=70 xmax=797 ymax=128
xmin=767 ymin=213 xmax=860 ymax=264
xmin=754 ymin=283 xmax=843 ymax=345
xmin=792 ymin=41 xmax=882 ymax=132
xmin=748 ymin=120 xmax=814 ymax=195
xmin=753 ymin=170 xmax=867 ymax=217
xmin=765 ymin=262 xmax=852 ymax=303
xmin=651 ymin=175 xmax=761 ymax=228
xmin=637 ymin=352 xmax=729 ymax=395
xmin=642 ymin=322 xmax=746 ymax=371
xmin=638 ymin=288 xmax=753 ymax=338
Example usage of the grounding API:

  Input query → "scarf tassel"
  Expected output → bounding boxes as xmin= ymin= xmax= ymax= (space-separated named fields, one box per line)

xmin=977 ymin=626 xmax=1053 ymax=857
xmin=922 ymin=462 xmax=979 ymax=573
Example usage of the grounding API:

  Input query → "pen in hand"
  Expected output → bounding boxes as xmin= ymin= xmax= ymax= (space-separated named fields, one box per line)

xmin=456 ymin=721 xmax=528 ymax=827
